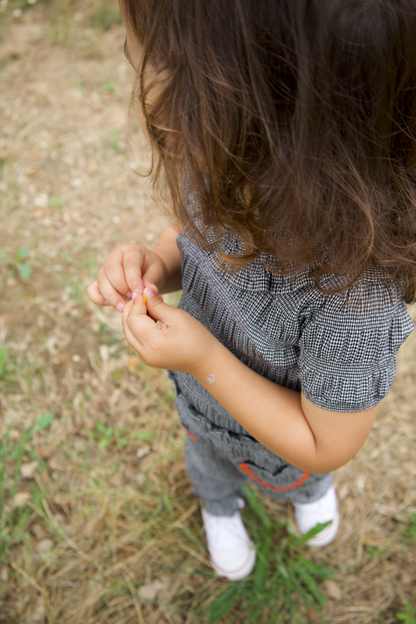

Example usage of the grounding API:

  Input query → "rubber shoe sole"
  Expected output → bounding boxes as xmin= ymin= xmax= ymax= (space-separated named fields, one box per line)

xmin=210 ymin=543 xmax=256 ymax=581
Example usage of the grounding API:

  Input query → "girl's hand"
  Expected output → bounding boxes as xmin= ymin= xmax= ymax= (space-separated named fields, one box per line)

xmin=87 ymin=244 xmax=168 ymax=312
xmin=122 ymin=286 xmax=217 ymax=373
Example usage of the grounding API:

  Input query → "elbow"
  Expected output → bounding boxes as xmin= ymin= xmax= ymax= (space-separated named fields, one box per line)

xmin=304 ymin=453 xmax=355 ymax=474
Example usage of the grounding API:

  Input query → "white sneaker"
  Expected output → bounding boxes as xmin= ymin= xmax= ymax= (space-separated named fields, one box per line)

xmin=293 ymin=485 xmax=340 ymax=547
xmin=201 ymin=506 xmax=256 ymax=580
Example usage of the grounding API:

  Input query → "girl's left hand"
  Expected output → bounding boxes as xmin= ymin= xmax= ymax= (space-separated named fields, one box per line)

xmin=122 ymin=287 xmax=217 ymax=374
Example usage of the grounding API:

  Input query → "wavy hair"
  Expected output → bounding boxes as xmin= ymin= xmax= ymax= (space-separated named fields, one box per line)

xmin=125 ymin=0 xmax=416 ymax=301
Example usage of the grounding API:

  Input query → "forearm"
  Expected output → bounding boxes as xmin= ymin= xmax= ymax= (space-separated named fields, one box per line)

xmin=192 ymin=342 xmax=321 ymax=472
xmin=152 ymin=226 xmax=183 ymax=294
xmin=191 ymin=339 xmax=375 ymax=474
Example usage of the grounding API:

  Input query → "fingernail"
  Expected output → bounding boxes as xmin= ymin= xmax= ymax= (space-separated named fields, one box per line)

xmin=143 ymin=287 xmax=155 ymax=300
xmin=126 ymin=291 xmax=132 ymax=298
xmin=132 ymin=291 xmax=139 ymax=302
xmin=104 ymin=300 xmax=110 ymax=306
xmin=116 ymin=302 xmax=125 ymax=312
xmin=133 ymin=288 xmax=142 ymax=294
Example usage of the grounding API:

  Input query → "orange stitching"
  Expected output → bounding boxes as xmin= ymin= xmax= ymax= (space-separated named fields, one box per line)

xmin=184 ymin=429 xmax=196 ymax=442
xmin=238 ymin=462 xmax=309 ymax=492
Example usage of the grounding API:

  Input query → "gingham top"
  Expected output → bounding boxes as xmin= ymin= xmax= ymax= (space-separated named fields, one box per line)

xmin=175 ymin=229 xmax=414 ymax=413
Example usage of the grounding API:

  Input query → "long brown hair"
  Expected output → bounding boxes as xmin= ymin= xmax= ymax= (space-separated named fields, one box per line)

xmin=125 ymin=0 xmax=416 ymax=302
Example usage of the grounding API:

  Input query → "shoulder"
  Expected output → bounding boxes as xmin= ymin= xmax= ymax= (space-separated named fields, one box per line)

xmin=301 ymin=269 xmax=414 ymax=348
xmin=298 ymin=269 xmax=414 ymax=411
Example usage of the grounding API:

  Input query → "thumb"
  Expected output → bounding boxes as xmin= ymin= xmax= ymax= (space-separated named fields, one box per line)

xmin=143 ymin=287 xmax=175 ymax=323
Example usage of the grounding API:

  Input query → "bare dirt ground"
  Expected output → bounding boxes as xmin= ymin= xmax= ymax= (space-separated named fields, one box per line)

xmin=0 ymin=4 xmax=416 ymax=624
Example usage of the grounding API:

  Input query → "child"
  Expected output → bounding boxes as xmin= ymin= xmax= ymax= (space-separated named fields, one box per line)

xmin=88 ymin=0 xmax=416 ymax=580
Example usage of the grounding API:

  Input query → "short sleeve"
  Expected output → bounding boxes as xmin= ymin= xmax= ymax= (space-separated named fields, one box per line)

xmin=298 ymin=281 xmax=414 ymax=412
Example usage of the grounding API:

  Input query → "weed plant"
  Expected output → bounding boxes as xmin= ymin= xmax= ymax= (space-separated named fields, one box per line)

xmin=397 ymin=603 xmax=416 ymax=624
xmin=0 ymin=414 xmax=55 ymax=560
xmin=0 ymin=346 xmax=16 ymax=387
xmin=402 ymin=514 xmax=416 ymax=546
xmin=196 ymin=484 xmax=336 ymax=624
xmin=0 ymin=246 xmax=32 ymax=280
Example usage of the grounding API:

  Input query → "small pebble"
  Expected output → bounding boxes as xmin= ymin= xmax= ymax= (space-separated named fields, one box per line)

xmin=34 ymin=192 xmax=48 ymax=209
xmin=13 ymin=492 xmax=31 ymax=508
xmin=136 ymin=446 xmax=150 ymax=460
xmin=36 ymin=539 xmax=54 ymax=554
xmin=20 ymin=461 xmax=38 ymax=479
xmin=72 ymin=354 xmax=81 ymax=363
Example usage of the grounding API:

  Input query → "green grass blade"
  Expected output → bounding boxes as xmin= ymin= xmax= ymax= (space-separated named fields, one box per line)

xmin=295 ymin=555 xmax=335 ymax=579
xmin=290 ymin=521 xmax=331 ymax=547
xmin=247 ymin=602 xmax=263 ymax=624
xmin=16 ymin=263 xmax=31 ymax=280
xmin=0 ymin=346 xmax=7 ymax=375
xmin=32 ymin=413 xmax=55 ymax=435
xmin=0 ymin=426 xmax=12 ymax=515
xmin=0 ymin=250 xmax=12 ymax=263
xmin=16 ymin=247 xmax=29 ymax=261
xmin=254 ymin=529 xmax=272 ymax=594
xmin=207 ymin=586 xmax=240 ymax=624
xmin=242 ymin=484 xmax=272 ymax=529
xmin=298 ymin=569 xmax=327 ymax=606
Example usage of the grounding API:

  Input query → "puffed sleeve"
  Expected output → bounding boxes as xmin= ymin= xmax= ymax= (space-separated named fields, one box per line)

xmin=298 ymin=280 xmax=414 ymax=412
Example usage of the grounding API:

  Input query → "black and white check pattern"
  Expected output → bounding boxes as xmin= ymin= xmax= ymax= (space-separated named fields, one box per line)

xmin=175 ymin=231 xmax=414 ymax=412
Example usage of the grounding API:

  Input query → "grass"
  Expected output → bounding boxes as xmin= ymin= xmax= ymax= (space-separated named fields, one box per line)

xmin=0 ymin=398 xmax=340 ymax=624
xmin=397 ymin=603 xmax=416 ymax=624
xmin=111 ymin=130 xmax=121 ymax=153
xmin=90 ymin=6 xmax=122 ymax=32
xmin=0 ymin=246 xmax=33 ymax=280
xmin=0 ymin=159 xmax=18 ymax=216
xmin=0 ymin=0 xmax=415 ymax=621
xmin=1 ymin=331 xmax=346 ymax=622
xmin=402 ymin=513 xmax=416 ymax=546
xmin=199 ymin=484 xmax=336 ymax=624
xmin=0 ymin=414 xmax=55 ymax=561
xmin=104 ymin=78 xmax=117 ymax=94
xmin=0 ymin=346 xmax=16 ymax=387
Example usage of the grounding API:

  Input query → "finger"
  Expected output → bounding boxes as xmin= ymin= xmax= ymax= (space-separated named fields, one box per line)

xmin=87 ymin=281 xmax=110 ymax=306
xmin=141 ymin=259 xmax=165 ymax=289
xmin=102 ymin=247 xmax=132 ymax=294
xmin=123 ymin=247 xmax=146 ymax=294
xmin=143 ymin=287 xmax=175 ymax=323
xmin=96 ymin=266 xmax=129 ymax=312
xmin=142 ymin=281 xmax=159 ymax=295
xmin=121 ymin=300 xmax=141 ymax=351
xmin=122 ymin=295 xmax=154 ymax=352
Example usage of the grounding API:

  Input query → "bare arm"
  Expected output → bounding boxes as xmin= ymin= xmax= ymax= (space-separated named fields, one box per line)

xmin=122 ymin=293 xmax=379 ymax=475
xmin=192 ymin=338 xmax=378 ymax=474
xmin=152 ymin=225 xmax=183 ymax=294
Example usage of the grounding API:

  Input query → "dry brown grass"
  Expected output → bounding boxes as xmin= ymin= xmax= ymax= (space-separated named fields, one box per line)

xmin=0 ymin=2 xmax=416 ymax=623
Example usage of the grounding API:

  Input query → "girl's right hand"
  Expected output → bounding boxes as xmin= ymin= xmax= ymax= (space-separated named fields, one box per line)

xmin=87 ymin=243 xmax=168 ymax=312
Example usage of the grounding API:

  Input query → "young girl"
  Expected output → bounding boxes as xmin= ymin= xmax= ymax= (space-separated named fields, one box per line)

xmin=88 ymin=0 xmax=416 ymax=580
